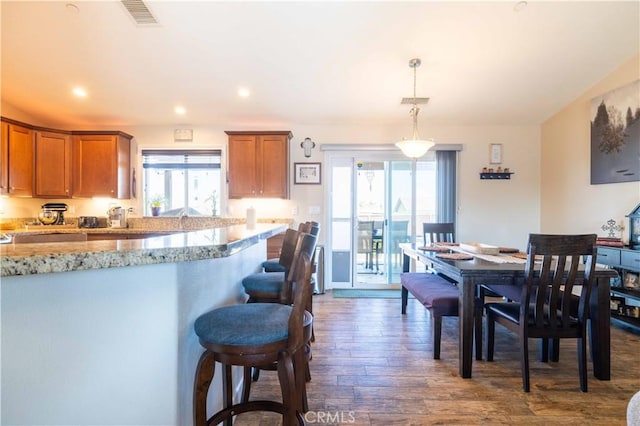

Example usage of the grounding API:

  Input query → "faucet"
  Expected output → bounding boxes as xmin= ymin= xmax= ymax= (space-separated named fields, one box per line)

xmin=179 ymin=209 xmax=188 ymax=229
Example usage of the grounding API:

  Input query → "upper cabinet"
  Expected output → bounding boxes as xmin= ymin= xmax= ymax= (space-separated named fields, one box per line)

xmin=1 ymin=120 xmax=34 ymax=197
xmin=226 ymin=131 xmax=291 ymax=199
xmin=72 ymin=132 xmax=132 ymax=199
xmin=1 ymin=117 xmax=134 ymax=199
xmin=34 ymin=130 xmax=72 ymax=197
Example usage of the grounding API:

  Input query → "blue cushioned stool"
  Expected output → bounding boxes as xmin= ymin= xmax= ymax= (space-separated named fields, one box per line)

xmin=193 ymin=235 xmax=315 ymax=426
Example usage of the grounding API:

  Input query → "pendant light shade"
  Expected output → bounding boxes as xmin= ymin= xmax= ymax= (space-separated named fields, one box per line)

xmin=395 ymin=58 xmax=434 ymax=158
xmin=396 ymin=138 xmax=434 ymax=158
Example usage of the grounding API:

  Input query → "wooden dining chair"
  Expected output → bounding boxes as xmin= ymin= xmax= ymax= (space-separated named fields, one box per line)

xmin=357 ymin=220 xmax=375 ymax=270
xmin=422 ymin=222 xmax=455 ymax=245
xmin=484 ymin=233 xmax=598 ymax=392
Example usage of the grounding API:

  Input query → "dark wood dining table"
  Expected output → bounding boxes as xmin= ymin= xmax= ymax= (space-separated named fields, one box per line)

xmin=400 ymin=243 xmax=617 ymax=380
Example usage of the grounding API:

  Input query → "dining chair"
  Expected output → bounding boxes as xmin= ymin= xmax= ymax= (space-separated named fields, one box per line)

xmin=422 ymin=222 xmax=455 ymax=245
xmin=391 ymin=220 xmax=409 ymax=266
xmin=372 ymin=220 xmax=384 ymax=273
xmin=484 ymin=233 xmax=598 ymax=392
xmin=193 ymin=232 xmax=315 ymax=425
xmin=357 ymin=220 xmax=375 ymax=270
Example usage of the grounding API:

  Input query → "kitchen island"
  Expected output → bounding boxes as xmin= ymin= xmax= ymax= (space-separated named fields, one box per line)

xmin=1 ymin=223 xmax=287 ymax=425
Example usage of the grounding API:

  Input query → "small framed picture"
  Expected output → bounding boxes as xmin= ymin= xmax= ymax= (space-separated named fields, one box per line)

xmin=489 ymin=143 xmax=503 ymax=164
xmin=294 ymin=162 xmax=321 ymax=184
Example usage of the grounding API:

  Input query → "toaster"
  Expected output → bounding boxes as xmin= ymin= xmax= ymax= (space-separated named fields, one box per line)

xmin=78 ymin=216 xmax=99 ymax=228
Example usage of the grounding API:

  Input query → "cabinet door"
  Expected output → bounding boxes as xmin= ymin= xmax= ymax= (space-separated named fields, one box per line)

xmin=6 ymin=123 xmax=34 ymax=196
xmin=258 ymin=134 xmax=289 ymax=198
xmin=0 ymin=121 xmax=8 ymax=194
xmin=73 ymin=134 xmax=118 ymax=197
xmin=72 ymin=133 xmax=131 ymax=199
xmin=228 ymin=135 xmax=258 ymax=198
xmin=35 ymin=131 xmax=72 ymax=197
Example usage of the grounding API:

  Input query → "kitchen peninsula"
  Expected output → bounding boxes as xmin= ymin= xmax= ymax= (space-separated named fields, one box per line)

xmin=1 ymin=222 xmax=286 ymax=426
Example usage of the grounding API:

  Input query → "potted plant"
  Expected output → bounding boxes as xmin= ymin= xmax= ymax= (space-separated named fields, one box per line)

xmin=150 ymin=195 xmax=164 ymax=216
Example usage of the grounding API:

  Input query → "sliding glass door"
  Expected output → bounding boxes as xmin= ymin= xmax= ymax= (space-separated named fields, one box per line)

xmin=327 ymin=152 xmax=437 ymax=288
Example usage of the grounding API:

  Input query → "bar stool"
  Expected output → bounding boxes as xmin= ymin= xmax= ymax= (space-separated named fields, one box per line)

xmin=193 ymin=232 xmax=316 ymax=426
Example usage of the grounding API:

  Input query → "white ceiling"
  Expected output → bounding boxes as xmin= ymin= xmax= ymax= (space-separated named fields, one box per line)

xmin=1 ymin=1 xmax=639 ymax=130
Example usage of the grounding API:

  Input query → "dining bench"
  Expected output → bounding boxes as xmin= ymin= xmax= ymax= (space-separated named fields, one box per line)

xmin=401 ymin=272 xmax=482 ymax=360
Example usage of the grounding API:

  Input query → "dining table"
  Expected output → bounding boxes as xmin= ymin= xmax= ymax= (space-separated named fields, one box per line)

xmin=400 ymin=243 xmax=617 ymax=380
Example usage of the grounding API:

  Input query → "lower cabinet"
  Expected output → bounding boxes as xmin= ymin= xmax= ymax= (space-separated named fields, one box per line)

xmin=597 ymin=246 xmax=640 ymax=332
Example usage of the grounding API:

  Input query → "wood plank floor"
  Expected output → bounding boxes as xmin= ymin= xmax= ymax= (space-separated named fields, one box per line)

xmin=234 ymin=291 xmax=640 ymax=425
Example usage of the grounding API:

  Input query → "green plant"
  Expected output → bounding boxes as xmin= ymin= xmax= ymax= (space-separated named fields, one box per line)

xmin=150 ymin=194 xmax=165 ymax=208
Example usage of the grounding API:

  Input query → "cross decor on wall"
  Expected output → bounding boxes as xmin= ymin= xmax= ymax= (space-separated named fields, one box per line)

xmin=590 ymin=79 xmax=640 ymax=184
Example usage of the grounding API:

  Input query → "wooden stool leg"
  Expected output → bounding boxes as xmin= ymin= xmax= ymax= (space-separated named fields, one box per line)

xmin=293 ymin=347 xmax=308 ymax=412
xmin=193 ymin=351 xmax=216 ymax=426
xmin=277 ymin=351 xmax=298 ymax=426
xmin=241 ymin=366 xmax=252 ymax=403
xmin=222 ymin=364 xmax=233 ymax=426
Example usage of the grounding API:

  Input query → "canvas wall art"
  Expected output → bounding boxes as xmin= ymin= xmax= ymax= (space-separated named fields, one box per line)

xmin=590 ymin=79 xmax=640 ymax=184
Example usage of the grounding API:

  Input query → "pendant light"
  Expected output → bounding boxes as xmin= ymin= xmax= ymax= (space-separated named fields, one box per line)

xmin=395 ymin=58 xmax=434 ymax=158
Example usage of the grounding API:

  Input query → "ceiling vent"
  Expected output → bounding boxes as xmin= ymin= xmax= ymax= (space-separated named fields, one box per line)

xmin=121 ymin=0 xmax=158 ymax=25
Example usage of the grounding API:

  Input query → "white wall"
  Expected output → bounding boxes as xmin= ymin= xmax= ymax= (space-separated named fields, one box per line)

xmin=0 ymin=107 xmax=541 ymax=249
xmin=541 ymin=55 xmax=640 ymax=238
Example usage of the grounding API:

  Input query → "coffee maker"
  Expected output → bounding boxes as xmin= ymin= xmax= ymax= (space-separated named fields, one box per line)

xmin=39 ymin=203 xmax=68 ymax=225
xmin=107 ymin=206 xmax=127 ymax=228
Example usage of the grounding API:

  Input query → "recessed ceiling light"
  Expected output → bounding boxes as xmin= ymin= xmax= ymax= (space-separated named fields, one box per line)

xmin=514 ymin=1 xmax=528 ymax=12
xmin=72 ymin=87 xmax=87 ymax=97
xmin=175 ymin=106 xmax=186 ymax=115
xmin=238 ymin=88 xmax=250 ymax=98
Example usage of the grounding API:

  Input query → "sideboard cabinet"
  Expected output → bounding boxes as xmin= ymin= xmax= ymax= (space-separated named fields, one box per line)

xmin=596 ymin=246 xmax=640 ymax=332
xmin=226 ymin=131 xmax=291 ymax=199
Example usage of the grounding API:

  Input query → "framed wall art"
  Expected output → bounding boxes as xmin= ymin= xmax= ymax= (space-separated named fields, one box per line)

xmin=294 ymin=162 xmax=321 ymax=184
xmin=489 ymin=143 xmax=503 ymax=164
xmin=590 ymin=79 xmax=640 ymax=184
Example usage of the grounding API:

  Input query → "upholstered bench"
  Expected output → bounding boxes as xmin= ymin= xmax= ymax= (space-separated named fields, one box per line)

xmin=401 ymin=272 xmax=482 ymax=360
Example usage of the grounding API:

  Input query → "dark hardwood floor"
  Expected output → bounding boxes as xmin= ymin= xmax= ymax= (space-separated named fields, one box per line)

xmin=234 ymin=291 xmax=640 ymax=425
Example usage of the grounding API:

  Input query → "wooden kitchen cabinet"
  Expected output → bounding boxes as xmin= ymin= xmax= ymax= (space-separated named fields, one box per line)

xmin=0 ymin=119 xmax=34 ymax=196
xmin=72 ymin=132 xmax=132 ymax=198
xmin=35 ymin=130 xmax=72 ymax=197
xmin=226 ymin=131 xmax=291 ymax=199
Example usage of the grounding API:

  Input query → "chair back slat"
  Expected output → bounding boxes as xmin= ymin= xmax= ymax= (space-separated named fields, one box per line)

xmin=521 ymin=234 xmax=597 ymax=334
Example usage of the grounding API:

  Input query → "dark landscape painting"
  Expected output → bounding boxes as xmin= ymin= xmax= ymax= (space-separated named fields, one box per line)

xmin=590 ymin=79 xmax=640 ymax=184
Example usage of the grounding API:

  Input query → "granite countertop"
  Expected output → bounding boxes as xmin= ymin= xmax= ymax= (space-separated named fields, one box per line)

xmin=1 ymin=223 xmax=287 ymax=277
